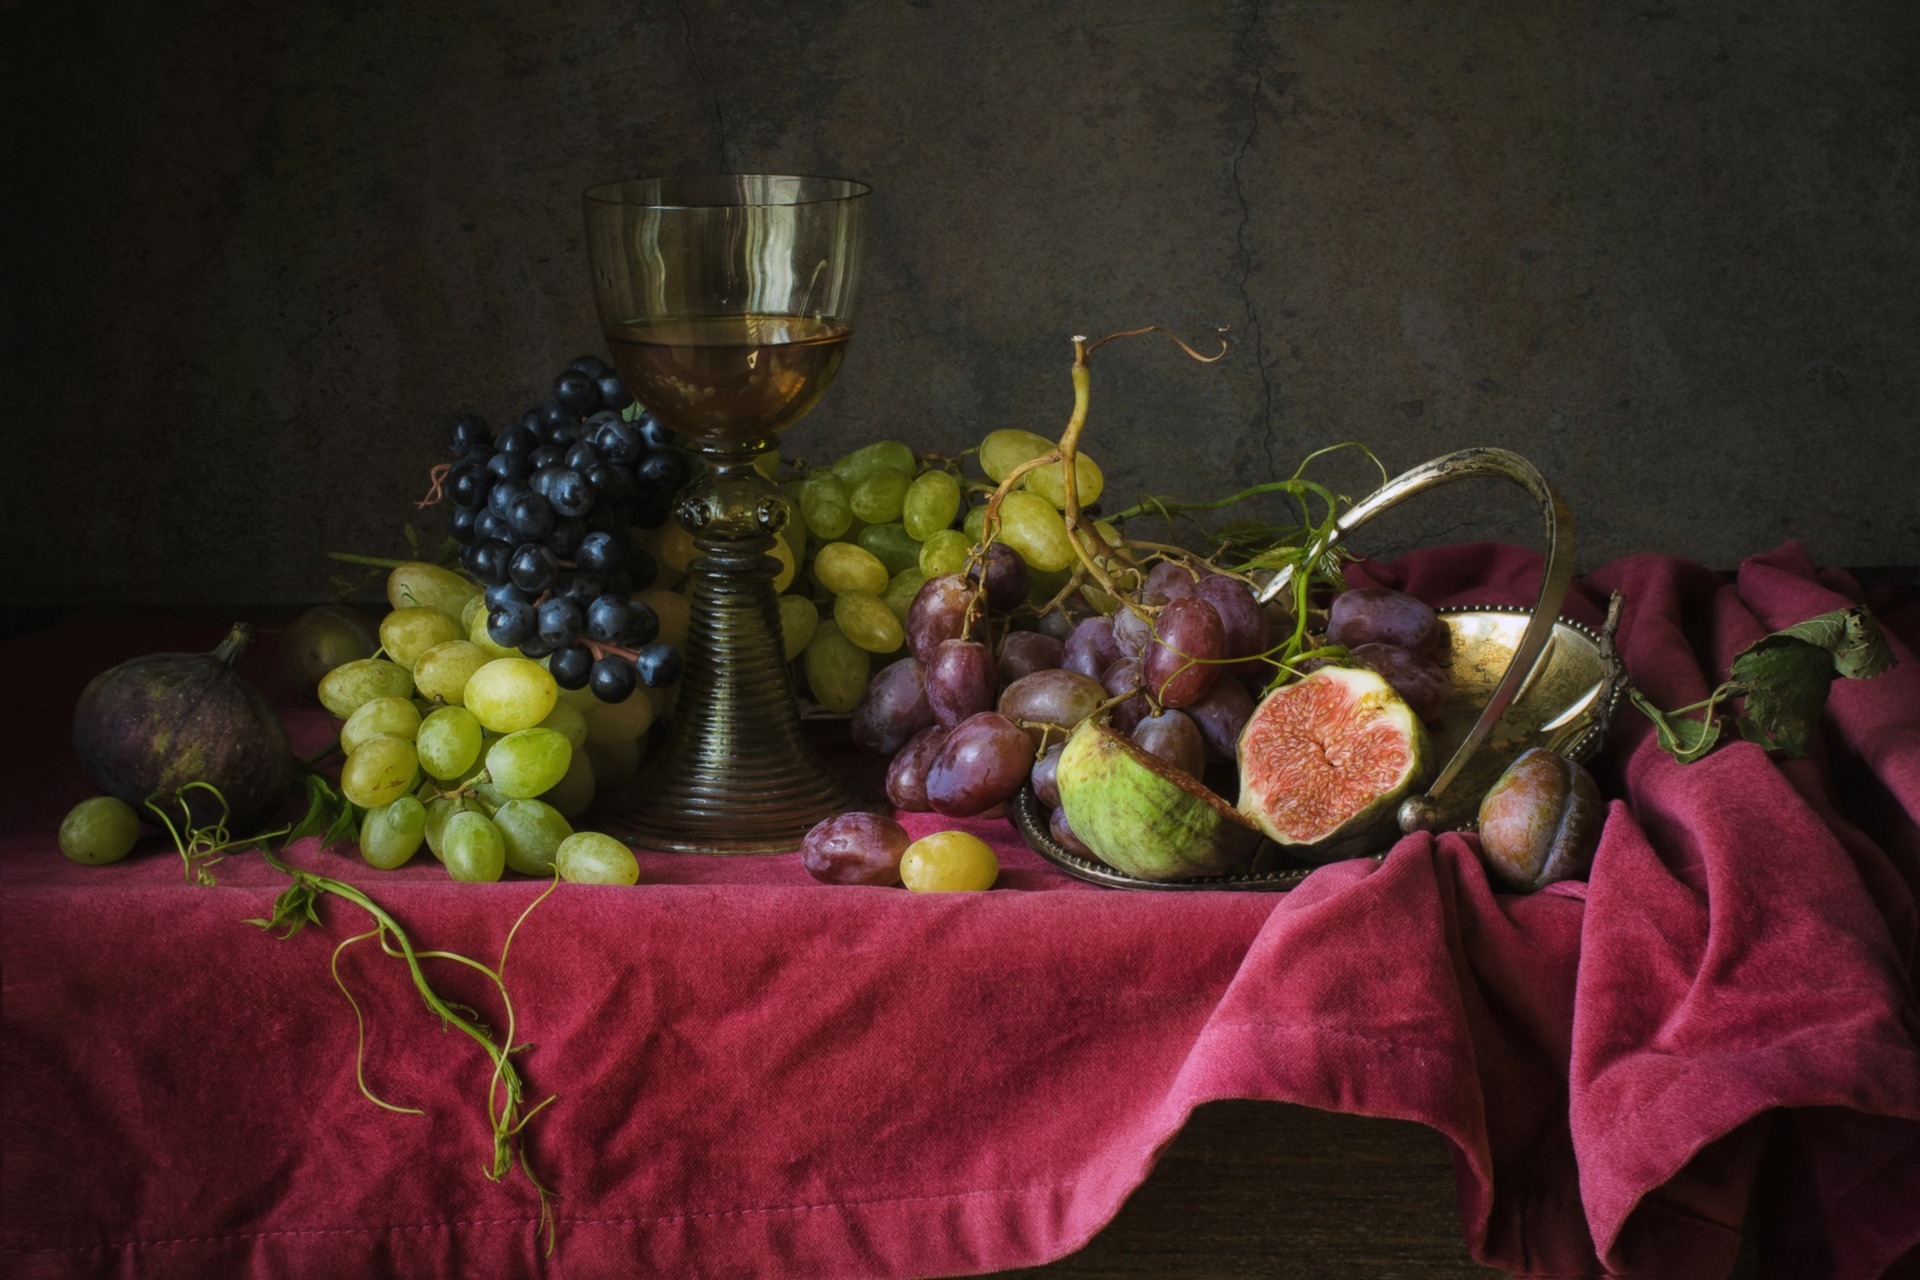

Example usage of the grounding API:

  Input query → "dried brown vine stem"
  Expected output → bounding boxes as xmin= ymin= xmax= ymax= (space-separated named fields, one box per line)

xmin=416 ymin=462 xmax=451 ymax=509
xmin=1060 ymin=327 xmax=1227 ymax=603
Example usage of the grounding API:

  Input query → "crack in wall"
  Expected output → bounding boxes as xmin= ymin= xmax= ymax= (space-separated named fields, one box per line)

xmin=1230 ymin=0 xmax=1276 ymax=482
xmin=673 ymin=0 xmax=728 ymax=169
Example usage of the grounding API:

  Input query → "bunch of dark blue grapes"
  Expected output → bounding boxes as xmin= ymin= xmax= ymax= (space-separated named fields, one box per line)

xmin=443 ymin=356 xmax=692 ymax=703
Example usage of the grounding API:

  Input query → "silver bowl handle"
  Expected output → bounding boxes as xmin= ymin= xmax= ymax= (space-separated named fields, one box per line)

xmin=1254 ymin=447 xmax=1576 ymax=834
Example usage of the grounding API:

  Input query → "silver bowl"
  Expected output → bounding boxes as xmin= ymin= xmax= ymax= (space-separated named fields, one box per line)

xmin=1012 ymin=605 xmax=1627 ymax=891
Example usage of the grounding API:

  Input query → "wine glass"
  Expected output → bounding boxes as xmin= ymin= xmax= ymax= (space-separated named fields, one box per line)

xmin=583 ymin=174 xmax=869 ymax=854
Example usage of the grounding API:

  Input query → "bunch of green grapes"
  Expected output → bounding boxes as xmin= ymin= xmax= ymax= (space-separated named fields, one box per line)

xmin=778 ymin=429 xmax=1107 ymax=713
xmin=313 ymin=562 xmax=649 ymax=885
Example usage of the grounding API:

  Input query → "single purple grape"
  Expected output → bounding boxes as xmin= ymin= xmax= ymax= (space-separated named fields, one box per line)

xmin=887 ymin=725 xmax=950 ymax=812
xmin=997 ymin=668 xmax=1108 ymax=750
xmin=1030 ymin=743 xmax=1064 ymax=809
xmin=996 ymin=631 xmax=1064 ymax=686
xmin=907 ymin=574 xmax=986 ymax=665
xmin=1185 ymin=674 xmax=1255 ymax=761
xmin=852 ymin=657 xmax=936 ymax=756
xmin=1142 ymin=596 xmax=1225 ymax=709
xmin=927 ymin=639 xmax=996 ymax=728
xmin=925 ymin=712 xmax=1034 ymax=817
xmin=1050 ymin=805 xmax=1096 ymax=858
xmin=1062 ymin=615 xmax=1121 ymax=680
xmin=1101 ymin=656 xmax=1149 ymax=734
xmin=1130 ymin=709 xmax=1206 ymax=779
xmin=1143 ymin=561 xmax=1207 ymax=601
xmin=966 ymin=542 xmax=1029 ymax=615
xmin=801 ymin=812 xmax=912 ymax=886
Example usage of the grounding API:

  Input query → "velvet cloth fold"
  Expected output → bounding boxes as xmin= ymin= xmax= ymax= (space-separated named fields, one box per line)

xmin=3 ymin=541 xmax=1916 ymax=1278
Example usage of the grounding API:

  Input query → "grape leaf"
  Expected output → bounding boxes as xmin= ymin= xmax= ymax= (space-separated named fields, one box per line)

xmin=286 ymin=773 xmax=359 ymax=850
xmin=1724 ymin=607 xmax=1897 ymax=758
xmin=1770 ymin=606 xmax=1895 ymax=680
xmin=1728 ymin=639 xmax=1833 ymax=757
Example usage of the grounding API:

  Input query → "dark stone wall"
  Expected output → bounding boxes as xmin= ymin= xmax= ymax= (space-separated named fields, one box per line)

xmin=6 ymin=0 xmax=1917 ymax=605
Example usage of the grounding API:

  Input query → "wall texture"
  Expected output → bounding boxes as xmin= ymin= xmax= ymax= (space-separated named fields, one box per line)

xmin=6 ymin=0 xmax=1917 ymax=605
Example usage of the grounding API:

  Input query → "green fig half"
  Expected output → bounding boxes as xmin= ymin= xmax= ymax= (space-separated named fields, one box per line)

xmin=1237 ymin=666 xmax=1432 ymax=863
xmin=1057 ymin=721 xmax=1262 ymax=881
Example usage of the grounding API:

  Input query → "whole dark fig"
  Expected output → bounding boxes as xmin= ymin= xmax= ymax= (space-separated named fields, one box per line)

xmin=73 ymin=623 xmax=296 ymax=835
xmin=281 ymin=604 xmax=379 ymax=696
xmin=1477 ymin=748 xmax=1603 ymax=892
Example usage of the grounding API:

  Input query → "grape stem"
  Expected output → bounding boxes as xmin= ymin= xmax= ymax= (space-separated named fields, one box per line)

xmin=251 ymin=848 xmax=561 ymax=1255
xmin=417 ymin=462 xmax=451 ymax=509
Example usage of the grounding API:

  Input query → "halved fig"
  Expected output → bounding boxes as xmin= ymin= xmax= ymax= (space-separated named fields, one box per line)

xmin=1236 ymin=666 xmax=1432 ymax=863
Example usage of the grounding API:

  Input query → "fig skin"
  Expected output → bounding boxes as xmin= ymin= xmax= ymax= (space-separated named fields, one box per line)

xmin=1477 ymin=748 xmax=1603 ymax=891
xmin=73 ymin=623 xmax=296 ymax=835
xmin=1057 ymin=721 xmax=1260 ymax=881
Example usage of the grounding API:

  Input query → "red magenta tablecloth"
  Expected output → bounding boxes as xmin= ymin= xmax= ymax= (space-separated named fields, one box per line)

xmin=3 ymin=542 xmax=1917 ymax=1279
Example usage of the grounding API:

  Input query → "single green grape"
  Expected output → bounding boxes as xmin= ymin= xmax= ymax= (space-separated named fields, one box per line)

xmin=460 ymin=591 xmax=488 ymax=635
xmin=901 ymin=830 xmax=1000 ymax=891
xmin=830 ymin=440 xmax=916 ymax=488
xmin=485 ymin=728 xmax=572 ymax=800
xmin=848 ymin=467 xmax=912 ymax=524
xmin=779 ymin=594 xmax=820 ymax=662
xmin=463 ymin=658 xmax=558 ymax=733
xmin=804 ymin=620 xmax=871 ymax=713
xmin=423 ymin=796 xmax=470 ymax=861
xmin=752 ymin=447 xmax=781 ymax=480
xmin=493 ymin=798 xmax=574 ymax=876
xmin=584 ymin=736 xmax=642 ymax=791
xmin=541 ymin=747 xmax=596 ymax=818
xmin=812 ymin=542 xmax=890 ymax=596
xmin=881 ymin=568 xmax=928 ymax=626
xmin=536 ymin=700 xmax=589 ymax=750
xmin=387 ymin=562 xmax=481 ymax=622
xmin=1024 ymin=450 xmax=1105 ymax=509
xmin=443 ymin=811 xmax=507 ymax=882
xmin=378 ymin=607 xmax=465 ymax=669
xmin=583 ymin=688 xmax=653 ymax=746
xmin=919 ymin=528 xmax=972 ymax=579
xmin=998 ymin=490 xmax=1076 ymax=572
xmin=341 ymin=735 xmax=421 ymax=809
xmin=902 ymin=469 xmax=963 ymax=541
xmin=556 ymin=831 xmax=641 ymax=885
xmin=413 ymin=640 xmax=491 ymax=704
xmin=962 ymin=503 xmax=989 ymax=546
xmin=360 ymin=796 xmax=427 ymax=870
xmin=978 ymin=428 xmax=1053 ymax=482
xmin=318 ymin=658 xmax=415 ymax=720
xmin=799 ymin=473 xmax=853 ymax=541
xmin=834 ymin=590 xmax=906 ymax=654
xmin=417 ymin=705 xmax=484 ymax=780
xmin=339 ymin=696 xmax=421 ymax=757
xmin=59 ymin=796 xmax=140 ymax=865
xmin=855 ymin=522 xmax=922 ymax=576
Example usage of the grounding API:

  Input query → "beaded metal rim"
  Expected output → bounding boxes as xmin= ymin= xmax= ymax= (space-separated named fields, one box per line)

xmin=1012 ymin=606 xmax=1624 ymax=891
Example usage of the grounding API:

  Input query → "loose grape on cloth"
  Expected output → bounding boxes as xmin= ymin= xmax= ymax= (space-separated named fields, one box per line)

xmin=3 ymin=541 xmax=1917 ymax=1279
